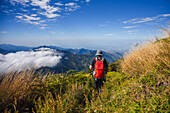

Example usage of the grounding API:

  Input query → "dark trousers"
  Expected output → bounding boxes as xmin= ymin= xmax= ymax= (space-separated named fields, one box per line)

xmin=94 ymin=77 xmax=104 ymax=92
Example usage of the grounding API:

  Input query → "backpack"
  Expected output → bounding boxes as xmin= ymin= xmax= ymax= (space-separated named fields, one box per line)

xmin=94 ymin=57 xmax=105 ymax=78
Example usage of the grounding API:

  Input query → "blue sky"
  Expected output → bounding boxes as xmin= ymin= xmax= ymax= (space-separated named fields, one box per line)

xmin=0 ymin=0 xmax=170 ymax=51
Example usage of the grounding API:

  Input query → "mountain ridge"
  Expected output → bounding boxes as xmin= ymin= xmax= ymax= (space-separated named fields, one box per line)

xmin=0 ymin=43 xmax=125 ymax=55
xmin=0 ymin=44 xmax=124 ymax=73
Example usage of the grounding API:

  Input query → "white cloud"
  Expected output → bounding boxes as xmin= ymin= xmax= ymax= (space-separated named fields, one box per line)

xmin=40 ymin=27 xmax=46 ymax=30
xmin=47 ymin=7 xmax=61 ymax=13
xmin=16 ymin=14 xmax=46 ymax=26
xmin=32 ymin=8 xmax=37 ymax=10
xmin=31 ymin=14 xmax=37 ymax=16
xmin=0 ymin=48 xmax=63 ymax=73
xmin=30 ymin=0 xmax=61 ymax=18
xmin=39 ymin=12 xmax=60 ymax=18
xmin=24 ymin=14 xmax=41 ymax=20
xmin=160 ymin=14 xmax=170 ymax=17
xmin=65 ymin=2 xmax=81 ymax=11
xmin=16 ymin=15 xmax=23 ymax=19
xmin=65 ymin=2 xmax=76 ymax=6
xmin=104 ymin=34 xmax=113 ymax=36
xmin=26 ymin=21 xmax=39 ymax=25
xmin=126 ymin=30 xmax=138 ymax=35
xmin=32 ymin=1 xmax=60 ymax=11
xmin=7 ymin=0 xmax=89 ymax=29
xmin=3 ymin=11 xmax=10 ymax=13
xmin=123 ymin=14 xmax=170 ymax=24
xmin=65 ymin=3 xmax=80 ymax=12
xmin=99 ymin=24 xmax=107 ymax=27
xmin=31 ymin=0 xmax=50 ymax=9
xmin=39 ymin=20 xmax=46 ymax=23
xmin=9 ymin=10 xmax=14 ymax=12
xmin=123 ymin=26 xmax=137 ymax=29
xmin=123 ymin=17 xmax=153 ymax=24
xmin=21 ymin=9 xmax=29 ymax=12
xmin=0 ymin=31 xmax=8 ymax=33
xmin=55 ymin=3 xmax=64 ymax=6
xmin=128 ymin=33 xmax=136 ymax=35
xmin=16 ymin=14 xmax=41 ymax=21
xmin=127 ymin=30 xmax=138 ymax=33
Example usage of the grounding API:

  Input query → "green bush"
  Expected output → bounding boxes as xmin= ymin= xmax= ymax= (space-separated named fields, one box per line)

xmin=109 ymin=58 xmax=123 ymax=72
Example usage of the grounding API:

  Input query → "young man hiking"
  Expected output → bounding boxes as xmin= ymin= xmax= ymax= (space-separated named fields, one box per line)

xmin=89 ymin=50 xmax=108 ymax=92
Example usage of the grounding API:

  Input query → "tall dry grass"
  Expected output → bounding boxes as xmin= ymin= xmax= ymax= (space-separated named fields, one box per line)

xmin=0 ymin=70 xmax=35 ymax=112
xmin=122 ymin=33 xmax=170 ymax=76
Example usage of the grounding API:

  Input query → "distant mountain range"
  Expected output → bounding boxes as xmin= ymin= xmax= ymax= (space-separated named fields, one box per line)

xmin=0 ymin=44 xmax=33 ymax=52
xmin=0 ymin=44 xmax=124 ymax=73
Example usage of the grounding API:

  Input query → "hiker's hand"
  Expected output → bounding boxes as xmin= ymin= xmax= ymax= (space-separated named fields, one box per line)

xmin=104 ymin=78 xmax=106 ymax=82
xmin=104 ymin=76 xmax=106 ymax=82
xmin=89 ymin=65 xmax=93 ymax=70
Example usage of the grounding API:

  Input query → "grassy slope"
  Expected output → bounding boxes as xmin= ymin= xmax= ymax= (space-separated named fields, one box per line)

xmin=1 ymin=70 xmax=169 ymax=112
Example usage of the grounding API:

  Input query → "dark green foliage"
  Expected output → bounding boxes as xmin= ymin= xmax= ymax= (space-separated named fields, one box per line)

xmin=155 ymin=36 xmax=170 ymax=43
xmin=109 ymin=58 xmax=123 ymax=72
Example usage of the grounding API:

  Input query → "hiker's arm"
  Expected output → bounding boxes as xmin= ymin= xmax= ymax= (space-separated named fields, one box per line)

xmin=89 ymin=57 xmax=95 ymax=70
xmin=89 ymin=65 xmax=93 ymax=70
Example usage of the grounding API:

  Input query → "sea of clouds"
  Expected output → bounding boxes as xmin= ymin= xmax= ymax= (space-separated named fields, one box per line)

xmin=0 ymin=48 xmax=64 ymax=73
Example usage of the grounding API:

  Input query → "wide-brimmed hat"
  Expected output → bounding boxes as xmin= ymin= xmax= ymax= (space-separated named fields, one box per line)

xmin=95 ymin=50 xmax=103 ymax=56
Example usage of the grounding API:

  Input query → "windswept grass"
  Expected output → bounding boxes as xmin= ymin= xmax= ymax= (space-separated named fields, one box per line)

xmin=122 ymin=36 xmax=170 ymax=76
xmin=0 ymin=70 xmax=35 ymax=112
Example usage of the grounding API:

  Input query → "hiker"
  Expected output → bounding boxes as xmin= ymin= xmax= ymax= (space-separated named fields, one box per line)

xmin=89 ymin=50 xmax=108 ymax=92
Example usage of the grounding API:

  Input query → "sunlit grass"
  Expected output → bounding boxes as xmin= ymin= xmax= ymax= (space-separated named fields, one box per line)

xmin=122 ymin=36 xmax=170 ymax=76
xmin=0 ymin=70 xmax=35 ymax=112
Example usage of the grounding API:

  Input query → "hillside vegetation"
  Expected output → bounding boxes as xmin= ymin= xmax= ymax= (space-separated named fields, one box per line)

xmin=0 ymin=31 xmax=169 ymax=112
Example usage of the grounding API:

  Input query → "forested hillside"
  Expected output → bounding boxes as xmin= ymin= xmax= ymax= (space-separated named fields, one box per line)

xmin=0 ymin=44 xmax=123 ymax=74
